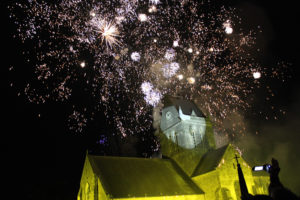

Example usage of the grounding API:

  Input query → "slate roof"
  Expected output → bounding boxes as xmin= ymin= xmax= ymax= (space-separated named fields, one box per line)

xmin=88 ymin=155 xmax=204 ymax=198
xmin=192 ymin=145 xmax=229 ymax=176
xmin=167 ymin=98 xmax=206 ymax=117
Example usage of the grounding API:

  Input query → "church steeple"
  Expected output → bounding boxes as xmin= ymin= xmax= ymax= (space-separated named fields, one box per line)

xmin=158 ymin=97 xmax=216 ymax=176
xmin=235 ymin=154 xmax=250 ymax=199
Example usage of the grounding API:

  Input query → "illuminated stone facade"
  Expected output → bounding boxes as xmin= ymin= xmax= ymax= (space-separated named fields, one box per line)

xmin=160 ymin=105 xmax=206 ymax=149
xmin=78 ymin=99 xmax=269 ymax=200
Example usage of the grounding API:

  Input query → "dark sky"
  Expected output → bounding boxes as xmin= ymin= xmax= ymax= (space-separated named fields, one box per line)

xmin=3 ymin=1 xmax=300 ymax=200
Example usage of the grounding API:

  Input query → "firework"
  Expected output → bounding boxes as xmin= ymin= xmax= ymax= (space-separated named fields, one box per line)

xmin=253 ymin=72 xmax=261 ymax=79
xmin=177 ymin=74 xmax=184 ymax=80
xmin=223 ymin=20 xmax=233 ymax=34
xmin=162 ymin=62 xmax=180 ymax=78
xmin=131 ymin=52 xmax=141 ymax=61
xmin=98 ymin=20 xmax=120 ymax=48
xmin=141 ymin=82 xmax=153 ymax=94
xmin=80 ymin=61 xmax=86 ymax=68
xmin=187 ymin=77 xmax=196 ymax=84
xmin=148 ymin=5 xmax=157 ymax=13
xmin=8 ymin=0 xmax=286 ymax=139
xmin=141 ymin=81 xmax=161 ymax=106
xmin=144 ymin=89 xmax=162 ymax=107
xmin=173 ymin=40 xmax=179 ymax=47
xmin=138 ymin=13 xmax=148 ymax=22
xmin=164 ymin=49 xmax=176 ymax=61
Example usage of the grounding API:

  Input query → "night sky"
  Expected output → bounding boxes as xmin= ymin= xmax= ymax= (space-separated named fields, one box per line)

xmin=3 ymin=1 xmax=300 ymax=200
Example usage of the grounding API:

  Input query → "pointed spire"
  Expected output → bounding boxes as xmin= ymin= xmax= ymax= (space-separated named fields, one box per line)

xmin=235 ymin=154 xmax=250 ymax=199
xmin=191 ymin=109 xmax=197 ymax=116
xmin=178 ymin=106 xmax=183 ymax=115
xmin=234 ymin=154 xmax=239 ymax=164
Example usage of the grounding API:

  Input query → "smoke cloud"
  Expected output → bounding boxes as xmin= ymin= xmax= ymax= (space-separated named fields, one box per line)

xmin=235 ymin=97 xmax=300 ymax=196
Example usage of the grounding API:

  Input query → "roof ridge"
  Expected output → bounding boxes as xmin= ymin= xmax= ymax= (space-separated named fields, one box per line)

xmin=191 ymin=144 xmax=229 ymax=177
xmin=168 ymin=158 xmax=205 ymax=194
xmin=89 ymin=154 xmax=163 ymax=160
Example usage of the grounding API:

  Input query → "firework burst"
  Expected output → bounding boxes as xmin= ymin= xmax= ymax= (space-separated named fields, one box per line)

xmin=98 ymin=20 xmax=121 ymax=49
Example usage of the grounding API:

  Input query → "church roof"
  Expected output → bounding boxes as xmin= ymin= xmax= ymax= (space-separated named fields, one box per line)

xmin=88 ymin=155 xmax=204 ymax=198
xmin=166 ymin=98 xmax=205 ymax=117
xmin=192 ymin=145 xmax=229 ymax=176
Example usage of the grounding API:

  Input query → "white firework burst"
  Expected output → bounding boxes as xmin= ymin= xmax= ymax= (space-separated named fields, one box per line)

xmin=144 ymin=89 xmax=162 ymax=106
xmin=99 ymin=20 xmax=121 ymax=48
xmin=164 ymin=48 xmax=176 ymax=61
xmin=138 ymin=13 xmax=148 ymax=22
xmin=223 ymin=20 xmax=233 ymax=34
xmin=141 ymin=81 xmax=153 ymax=94
xmin=131 ymin=52 xmax=141 ymax=61
xmin=253 ymin=71 xmax=261 ymax=79
xmin=162 ymin=62 xmax=180 ymax=78
xmin=173 ymin=40 xmax=179 ymax=47
xmin=141 ymin=82 xmax=161 ymax=106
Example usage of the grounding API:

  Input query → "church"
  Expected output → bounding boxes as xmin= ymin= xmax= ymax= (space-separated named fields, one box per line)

xmin=77 ymin=98 xmax=269 ymax=200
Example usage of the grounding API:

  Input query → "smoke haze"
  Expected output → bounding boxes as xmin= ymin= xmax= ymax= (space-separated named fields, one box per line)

xmin=235 ymin=94 xmax=300 ymax=196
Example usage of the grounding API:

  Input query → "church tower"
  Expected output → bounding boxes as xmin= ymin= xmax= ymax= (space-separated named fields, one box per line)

xmin=158 ymin=97 xmax=216 ymax=176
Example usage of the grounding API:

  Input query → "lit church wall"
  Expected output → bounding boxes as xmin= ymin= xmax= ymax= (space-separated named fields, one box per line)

xmin=78 ymin=99 xmax=270 ymax=200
